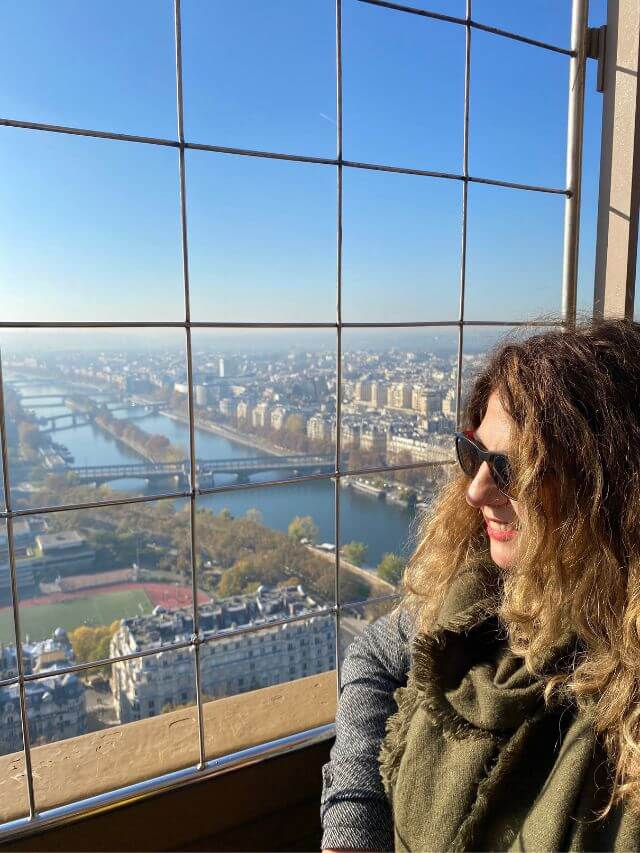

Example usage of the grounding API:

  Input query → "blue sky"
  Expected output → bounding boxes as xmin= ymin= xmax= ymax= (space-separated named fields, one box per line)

xmin=0 ymin=0 xmax=606 ymax=328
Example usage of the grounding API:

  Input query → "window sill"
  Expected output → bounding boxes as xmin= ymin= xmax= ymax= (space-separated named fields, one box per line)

xmin=0 ymin=670 xmax=337 ymax=826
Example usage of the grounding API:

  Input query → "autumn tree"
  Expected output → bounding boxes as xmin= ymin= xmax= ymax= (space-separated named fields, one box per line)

xmin=288 ymin=515 xmax=319 ymax=544
xmin=377 ymin=553 xmax=405 ymax=587
xmin=341 ymin=541 xmax=368 ymax=567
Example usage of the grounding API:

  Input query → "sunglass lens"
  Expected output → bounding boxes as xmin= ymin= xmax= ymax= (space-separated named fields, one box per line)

xmin=456 ymin=434 xmax=480 ymax=479
xmin=491 ymin=455 xmax=512 ymax=496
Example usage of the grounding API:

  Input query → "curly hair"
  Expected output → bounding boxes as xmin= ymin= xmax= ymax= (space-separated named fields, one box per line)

xmin=402 ymin=317 xmax=640 ymax=813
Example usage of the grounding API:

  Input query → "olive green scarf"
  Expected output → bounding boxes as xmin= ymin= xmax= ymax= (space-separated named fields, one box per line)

xmin=379 ymin=568 xmax=640 ymax=852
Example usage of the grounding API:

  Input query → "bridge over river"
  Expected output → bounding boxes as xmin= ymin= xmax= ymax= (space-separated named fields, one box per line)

xmin=68 ymin=453 xmax=335 ymax=488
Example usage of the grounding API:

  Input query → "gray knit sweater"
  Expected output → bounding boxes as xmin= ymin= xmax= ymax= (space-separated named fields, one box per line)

xmin=320 ymin=606 xmax=414 ymax=851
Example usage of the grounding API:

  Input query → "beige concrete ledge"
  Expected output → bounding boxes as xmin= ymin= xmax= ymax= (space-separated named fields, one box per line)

xmin=0 ymin=670 xmax=337 ymax=824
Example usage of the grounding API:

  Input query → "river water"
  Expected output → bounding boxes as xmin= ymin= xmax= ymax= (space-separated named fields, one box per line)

xmin=11 ymin=379 xmax=419 ymax=569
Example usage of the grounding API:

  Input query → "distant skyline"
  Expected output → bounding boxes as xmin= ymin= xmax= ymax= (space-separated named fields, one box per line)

xmin=0 ymin=0 xmax=606 ymax=326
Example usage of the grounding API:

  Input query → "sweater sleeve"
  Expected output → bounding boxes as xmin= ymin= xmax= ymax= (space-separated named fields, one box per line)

xmin=320 ymin=604 xmax=413 ymax=852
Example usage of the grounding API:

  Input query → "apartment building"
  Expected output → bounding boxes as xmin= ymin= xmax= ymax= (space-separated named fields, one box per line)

xmin=110 ymin=586 xmax=335 ymax=723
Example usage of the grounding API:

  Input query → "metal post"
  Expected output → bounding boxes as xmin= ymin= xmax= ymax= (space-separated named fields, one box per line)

xmin=334 ymin=0 xmax=344 ymax=701
xmin=0 ymin=353 xmax=36 ymax=818
xmin=174 ymin=0 xmax=207 ymax=772
xmin=561 ymin=0 xmax=589 ymax=325
xmin=455 ymin=0 xmax=471 ymax=429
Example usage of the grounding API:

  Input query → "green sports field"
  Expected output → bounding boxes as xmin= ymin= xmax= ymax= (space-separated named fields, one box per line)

xmin=0 ymin=589 xmax=153 ymax=644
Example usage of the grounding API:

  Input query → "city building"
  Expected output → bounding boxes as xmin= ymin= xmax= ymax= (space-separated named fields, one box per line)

xmin=359 ymin=425 xmax=387 ymax=453
xmin=0 ymin=555 xmax=40 ymax=605
xmin=0 ymin=673 xmax=87 ymax=756
xmin=110 ymin=586 xmax=335 ymax=724
xmin=270 ymin=406 xmax=288 ymax=431
xmin=33 ymin=531 xmax=96 ymax=575
xmin=236 ymin=400 xmax=253 ymax=422
xmin=194 ymin=384 xmax=210 ymax=407
xmin=0 ymin=629 xmax=85 ymax=756
xmin=307 ymin=415 xmax=332 ymax=443
xmin=251 ymin=402 xmax=271 ymax=429
xmin=219 ymin=397 xmax=238 ymax=418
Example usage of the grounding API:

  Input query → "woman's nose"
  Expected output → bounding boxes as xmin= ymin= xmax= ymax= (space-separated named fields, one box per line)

xmin=465 ymin=461 xmax=505 ymax=508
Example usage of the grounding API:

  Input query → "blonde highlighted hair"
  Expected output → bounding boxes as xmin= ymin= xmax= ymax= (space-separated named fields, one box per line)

xmin=403 ymin=318 xmax=640 ymax=813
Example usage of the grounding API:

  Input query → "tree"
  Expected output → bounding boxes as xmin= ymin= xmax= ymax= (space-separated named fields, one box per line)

xmin=244 ymin=508 xmax=263 ymax=524
xmin=218 ymin=508 xmax=234 ymax=521
xmin=288 ymin=515 xmax=319 ymax=544
xmin=341 ymin=541 xmax=368 ymax=567
xmin=377 ymin=553 xmax=405 ymax=587
xmin=69 ymin=620 xmax=121 ymax=673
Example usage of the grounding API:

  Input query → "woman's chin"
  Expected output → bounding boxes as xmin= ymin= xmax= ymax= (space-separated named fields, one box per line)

xmin=489 ymin=538 xmax=517 ymax=570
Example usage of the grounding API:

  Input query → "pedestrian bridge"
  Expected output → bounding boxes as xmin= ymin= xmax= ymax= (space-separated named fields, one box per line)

xmin=68 ymin=454 xmax=336 ymax=487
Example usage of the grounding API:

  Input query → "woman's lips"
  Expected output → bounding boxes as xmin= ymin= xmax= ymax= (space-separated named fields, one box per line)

xmin=485 ymin=521 xmax=518 ymax=541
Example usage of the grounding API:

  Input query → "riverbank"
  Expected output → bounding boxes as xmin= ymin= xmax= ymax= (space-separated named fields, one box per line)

xmin=161 ymin=410 xmax=291 ymax=458
xmin=305 ymin=545 xmax=396 ymax=598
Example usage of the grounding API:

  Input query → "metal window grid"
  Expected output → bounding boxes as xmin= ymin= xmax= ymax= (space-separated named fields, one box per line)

xmin=0 ymin=0 xmax=590 ymax=835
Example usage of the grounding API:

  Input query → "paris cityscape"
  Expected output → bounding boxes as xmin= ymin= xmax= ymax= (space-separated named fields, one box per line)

xmin=0 ymin=338 xmax=486 ymax=755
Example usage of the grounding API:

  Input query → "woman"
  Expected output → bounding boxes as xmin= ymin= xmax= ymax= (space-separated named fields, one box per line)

xmin=321 ymin=319 xmax=640 ymax=851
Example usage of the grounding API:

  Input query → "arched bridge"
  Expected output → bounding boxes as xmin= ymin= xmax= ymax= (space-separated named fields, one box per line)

xmin=68 ymin=454 xmax=336 ymax=487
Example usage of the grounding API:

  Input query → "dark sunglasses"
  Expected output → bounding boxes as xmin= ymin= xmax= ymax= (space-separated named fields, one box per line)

xmin=454 ymin=430 xmax=516 ymax=499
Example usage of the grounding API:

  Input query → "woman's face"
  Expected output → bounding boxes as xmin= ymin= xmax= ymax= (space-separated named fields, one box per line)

xmin=465 ymin=390 xmax=520 ymax=570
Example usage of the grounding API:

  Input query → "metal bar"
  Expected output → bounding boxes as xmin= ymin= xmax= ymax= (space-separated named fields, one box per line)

xmin=22 ymin=638 xmax=194 ymax=684
xmin=0 ymin=317 xmax=567 ymax=330
xmin=0 ymin=321 xmax=336 ymax=329
xmin=3 ymin=489 xmax=191 ymax=520
xmin=355 ymin=0 xmax=575 ymax=56
xmin=456 ymin=0 xmax=471 ymax=428
xmin=0 ymin=117 xmax=179 ymax=147
xmin=0 ymin=312 xmax=568 ymax=329
xmin=0 ymin=352 xmax=36 ymax=817
xmin=334 ymin=0 xmax=344 ymax=703
xmin=341 ymin=591 xmax=401 ymax=611
xmin=1 ymin=459 xmax=457 ymax=523
xmin=0 ymin=723 xmax=336 ymax=846
xmin=561 ymin=0 xmax=589 ymax=324
xmin=344 ymin=160 xmax=570 ymax=195
xmin=174 ymin=0 xmax=207 ymax=774
xmin=0 ymin=117 xmax=570 ymax=196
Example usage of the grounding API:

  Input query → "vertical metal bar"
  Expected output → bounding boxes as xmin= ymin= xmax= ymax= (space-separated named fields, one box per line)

xmin=455 ymin=0 xmax=471 ymax=429
xmin=562 ymin=0 xmax=589 ymax=325
xmin=334 ymin=0 xmax=344 ymax=700
xmin=174 ymin=0 xmax=206 ymax=772
xmin=0 ymin=353 xmax=36 ymax=818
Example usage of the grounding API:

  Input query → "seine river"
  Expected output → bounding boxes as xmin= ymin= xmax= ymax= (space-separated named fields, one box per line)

xmin=13 ymin=380 xmax=419 ymax=570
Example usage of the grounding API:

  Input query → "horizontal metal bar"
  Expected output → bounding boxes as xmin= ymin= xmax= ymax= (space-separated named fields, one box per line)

xmin=344 ymin=158 xmax=569 ymax=195
xmin=343 ymin=591 xmax=401 ymax=610
xmin=0 ymin=117 xmax=569 ymax=197
xmin=0 ymin=321 xmax=339 ymax=329
xmin=0 ymin=318 xmax=567 ymax=331
xmin=0 ymin=722 xmax=336 ymax=845
xmin=186 ymin=139 xmax=337 ymax=166
xmin=3 ymin=489 xmax=192 ymax=519
xmin=21 ymin=637 xmax=195 ymax=683
xmin=196 ymin=459 xmax=454 ymax=498
xmin=355 ymin=0 xmax=575 ymax=56
xmin=342 ymin=318 xmax=565 ymax=328
xmin=1 ymin=458 xmax=456 ymax=521
xmin=0 ymin=117 xmax=179 ymax=148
